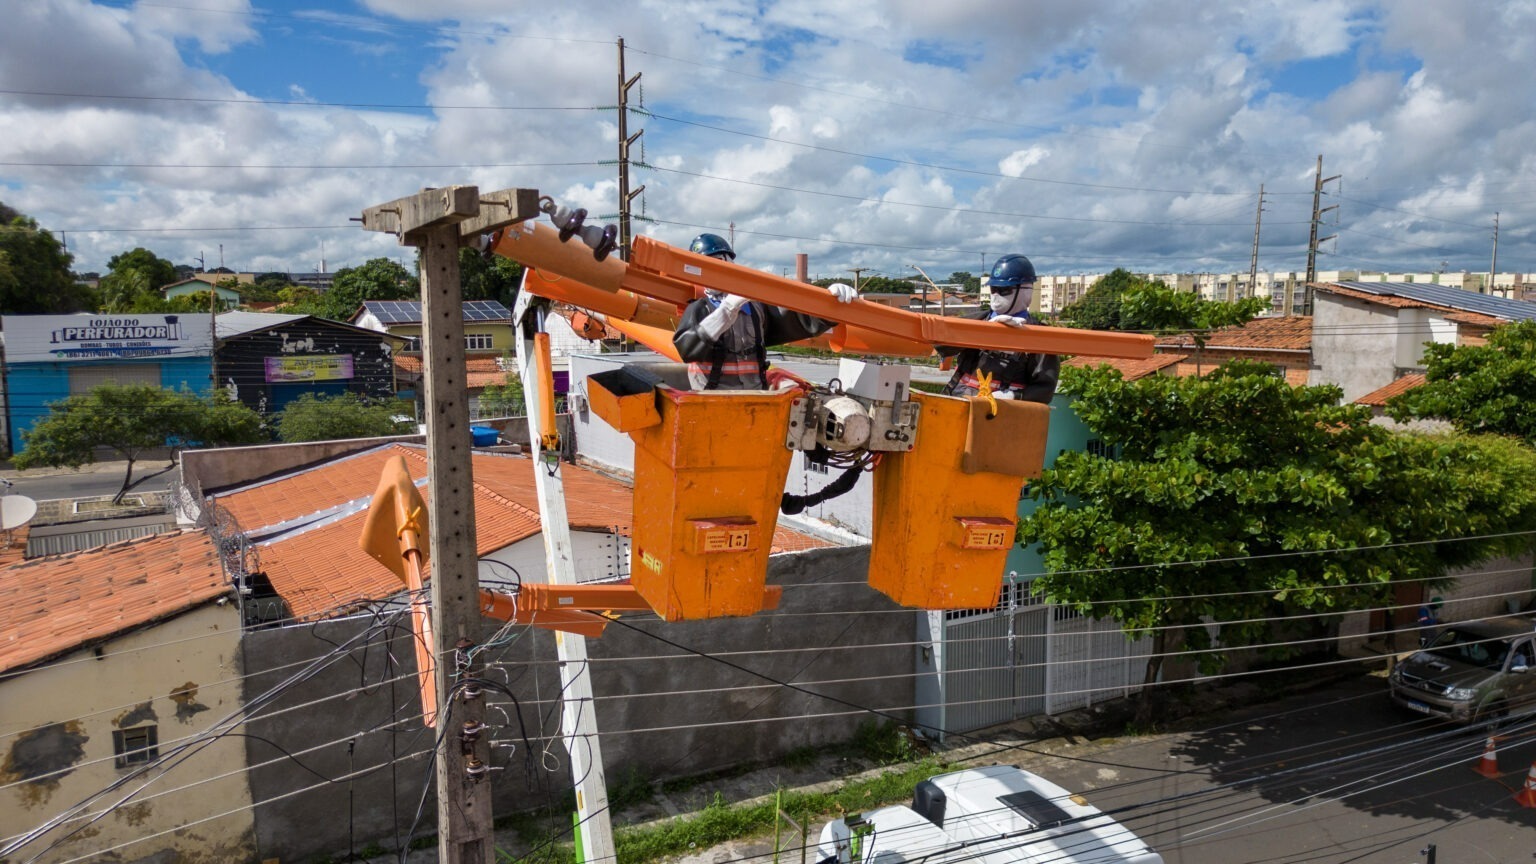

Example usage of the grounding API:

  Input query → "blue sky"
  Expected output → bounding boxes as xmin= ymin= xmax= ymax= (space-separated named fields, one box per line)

xmin=0 ymin=0 xmax=1530 ymax=284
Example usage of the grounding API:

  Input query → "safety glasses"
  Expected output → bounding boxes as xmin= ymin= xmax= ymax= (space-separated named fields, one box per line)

xmin=991 ymin=284 xmax=1033 ymax=296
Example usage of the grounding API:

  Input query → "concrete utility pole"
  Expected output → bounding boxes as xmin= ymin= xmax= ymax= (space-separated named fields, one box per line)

xmin=1245 ymin=184 xmax=1265 ymax=302
xmin=1304 ymin=155 xmax=1341 ymax=315
xmin=360 ymin=186 xmax=537 ymax=864
xmin=848 ymin=267 xmax=870 ymax=293
xmin=617 ymin=38 xmax=644 ymax=260
xmin=1489 ymin=212 xmax=1500 ymax=295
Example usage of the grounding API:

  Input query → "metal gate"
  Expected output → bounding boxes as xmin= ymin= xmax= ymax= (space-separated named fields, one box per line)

xmin=935 ymin=583 xmax=1150 ymax=735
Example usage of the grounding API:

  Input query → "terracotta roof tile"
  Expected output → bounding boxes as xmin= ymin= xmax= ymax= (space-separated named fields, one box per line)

xmin=218 ymin=443 xmax=828 ymax=620
xmin=1356 ymin=374 xmax=1427 ymax=407
xmin=1064 ymin=353 xmax=1186 ymax=381
xmin=395 ymin=354 xmax=508 ymax=389
xmin=0 ymin=531 xmax=226 ymax=674
xmin=1317 ymin=284 xmax=1426 ymax=308
xmin=1155 ymin=315 xmax=1312 ymax=352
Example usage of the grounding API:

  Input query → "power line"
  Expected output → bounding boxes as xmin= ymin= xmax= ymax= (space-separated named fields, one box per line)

xmin=0 ymin=89 xmax=605 ymax=112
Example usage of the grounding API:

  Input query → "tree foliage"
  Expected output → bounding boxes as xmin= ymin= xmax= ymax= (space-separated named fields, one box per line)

xmin=318 ymin=258 xmax=418 ymax=318
xmin=1020 ymin=362 xmax=1536 ymax=696
xmin=275 ymin=392 xmax=414 ymax=443
xmin=457 ymin=247 xmax=523 ymax=306
xmin=98 ymin=247 xmax=179 ymax=312
xmin=14 ymin=384 xmax=265 ymax=502
xmin=1058 ymin=268 xmax=1267 ymax=341
xmin=478 ymin=377 xmax=526 ymax=417
xmin=0 ymin=203 xmax=94 ymax=313
xmin=1386 ymin=320 xmax=1536 ymax=443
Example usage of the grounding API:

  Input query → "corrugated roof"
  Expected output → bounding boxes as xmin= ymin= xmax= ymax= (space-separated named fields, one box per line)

xmin=213 ymin=443 xmax=828 ymax=620
xmin=216 ymin=311 xmax=308 ymax=338
xmin=1327 ymin=282 xmax=1536 ymax=321
xmin=1155 ymin=315 xmax=1312 ymax=352
xmin=1355 ymin=373 xmax=1427 ymax=407
xmin=0 ymin=531 xmax=226 ymax=674
xmin=1063 ymin=353 xmax=1186 ymax=381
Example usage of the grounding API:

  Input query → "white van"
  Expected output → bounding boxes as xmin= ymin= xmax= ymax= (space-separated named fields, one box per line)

xmin=816 ymin=765 xmax=1164 ymax=864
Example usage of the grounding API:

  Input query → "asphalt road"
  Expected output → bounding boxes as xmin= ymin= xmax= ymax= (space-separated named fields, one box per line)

xmin=0 ymin=460 xmax=176 ymax=503
xmin=1002 ymin=674 xmax=1536 ymax=864
xmin=651 ymin=673 xmax=1536 ymax=864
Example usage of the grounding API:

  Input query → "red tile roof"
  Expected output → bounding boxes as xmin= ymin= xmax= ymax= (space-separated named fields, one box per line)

xmin=1064 ymin=353 xmax=1186 ymax=381
xmin=217 ymin=444 xmax=828 ymax=620
xmin=1318 ymin=284 xmax=1424 ymax=308
xmin=1356 ymin=374 xmax=1427 ymax=407
xmin=394 ymin=353 xmax=509 ymax=389
xmin=1155 ymin=315 xmax=1312 ymax=352
xmin=0 ymin=531 xmax=226 ymax=674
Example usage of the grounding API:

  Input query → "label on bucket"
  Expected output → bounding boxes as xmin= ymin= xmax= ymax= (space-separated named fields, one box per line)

xmin=689 ymin=518 xmax=759 ymax=554
xmin=955 ymin=516 xmax=1013 ymax=550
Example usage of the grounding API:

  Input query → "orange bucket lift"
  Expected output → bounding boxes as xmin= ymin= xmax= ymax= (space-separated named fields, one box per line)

xmin=587 ymin=366 xmax=796 ymax=621
xmin=869 ymin=392 xmax=1049 ymax=609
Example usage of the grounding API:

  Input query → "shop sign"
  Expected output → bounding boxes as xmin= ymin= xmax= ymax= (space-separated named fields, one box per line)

xmin=265 ymin=354 xmax=355 ymax=382
xmin=0 ymin=314 xmax=213 ymax=362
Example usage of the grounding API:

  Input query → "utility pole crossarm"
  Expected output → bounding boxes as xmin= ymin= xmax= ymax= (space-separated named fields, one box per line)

xmin=458 ymin=188 xmax=541 ymax=239
xmin=361 ymin=186 xmax=480 ymax=241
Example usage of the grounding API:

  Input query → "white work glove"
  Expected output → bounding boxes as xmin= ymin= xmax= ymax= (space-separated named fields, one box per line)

xmin=697 ymin=293 xmax=748 ymax=341
xmin=993 ymin=314 xmax=1029 ymax=328
xmin=826 ymin=282 xmax=857 ymax=303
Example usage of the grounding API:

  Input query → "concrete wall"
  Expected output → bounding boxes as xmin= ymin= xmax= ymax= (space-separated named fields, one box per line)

xmin=1308 ymin=292 xmax=1402 ymax=402
xmin=0 ymin=603 xmax=255 ymax=864
xmin=240 ymin=544 xmax=909 ymax=863
xmin=181 ymin=435 xmax=425 ymax=496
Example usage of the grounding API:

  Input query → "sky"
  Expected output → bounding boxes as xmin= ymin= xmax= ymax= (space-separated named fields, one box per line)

xmin=0 ymin=0 xmax=1532 ymax=284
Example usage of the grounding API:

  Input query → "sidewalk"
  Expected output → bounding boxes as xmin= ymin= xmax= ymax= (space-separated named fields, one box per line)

xmin=0 ymin=457 xmax=175 ymax=480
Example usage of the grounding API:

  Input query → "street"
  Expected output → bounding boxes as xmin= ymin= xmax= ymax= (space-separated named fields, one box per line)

xmin=1014 ymin=674 xmax=1536 ymax=864
xmin=655 ymin=673 xmax=1536 ymax=864
xmin=0 ymin=459 xmax=176 ymax=504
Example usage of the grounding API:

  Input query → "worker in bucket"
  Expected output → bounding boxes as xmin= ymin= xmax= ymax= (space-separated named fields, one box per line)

xmin=673 ymin=233 xmax=857 ymax=391
xmin=938 ymin=253 xmax=1059 ymax=404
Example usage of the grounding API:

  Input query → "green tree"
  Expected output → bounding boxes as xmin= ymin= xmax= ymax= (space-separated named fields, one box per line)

xmin=1019 ymin=361 xmax=1536 ymax=719
xmin=1387 ymin=320 xmax=1536 ymax=443
xmin=0 ymin=204 xmax=93 ymax=313
xmin=457 ymin=247 xmax=523 ymax=306
xmin=98 ymin=247 xmax=178 ymax=312
xmin=1057 ymin=268 xmax=1148 ymax=330
xmin=275 ymin=392 xmax=414 ymax=443
xmin=14 ymin=384 xmax=266 ymax=503
xmin=947 ymin=271 xmax=980 ymax=293
xmin=478 ymin=378 xmax=526 ymax=417
xmin=312 ymin=258 xmax=418 ymax=319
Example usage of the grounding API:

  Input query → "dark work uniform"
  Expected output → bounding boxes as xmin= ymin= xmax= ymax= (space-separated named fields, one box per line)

xmin=937 ymin=309 xmax=1060 ymax=404
xmin=673 ymin=297 xmax=837 ymax=390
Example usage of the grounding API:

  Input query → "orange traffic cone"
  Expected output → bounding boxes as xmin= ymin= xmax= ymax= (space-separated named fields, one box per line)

xmin=1475 ymin=736 xmax=1500 ymax=778
xmin=1516 ymin=762 xmax=1536 ymax=808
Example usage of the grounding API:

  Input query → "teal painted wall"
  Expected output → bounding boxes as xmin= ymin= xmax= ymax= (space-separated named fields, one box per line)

xmin=6 ymin=357 xmax=213 ymax=453
xmin=1004 ymin=393 xmax=1098 ymax=585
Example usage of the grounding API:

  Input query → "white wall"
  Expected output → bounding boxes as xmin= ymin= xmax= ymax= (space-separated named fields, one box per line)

xmin=478 ymin=531 xmax=630 ymax=585
xmin=1309 ymin=292 xmax=1403 ymax=402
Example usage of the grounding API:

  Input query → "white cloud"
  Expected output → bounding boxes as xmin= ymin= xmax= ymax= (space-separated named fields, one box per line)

xmin=0 ymin=0 xmax=1529 ymax=282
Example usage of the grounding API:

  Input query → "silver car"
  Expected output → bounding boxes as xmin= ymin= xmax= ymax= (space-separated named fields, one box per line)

xmin=1388 ymin=617 xmax=1536 ymax=724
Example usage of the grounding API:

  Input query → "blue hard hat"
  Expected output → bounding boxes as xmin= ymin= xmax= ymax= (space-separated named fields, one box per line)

xmin=989 ymin=254 xmax=1037 ymax=288
xmin=689 ymin=233 xmax=736 ymax=260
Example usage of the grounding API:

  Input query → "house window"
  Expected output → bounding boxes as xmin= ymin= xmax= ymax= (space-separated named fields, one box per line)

xmin=113 ymin=725 xmax=159 ymax=768
xmin=1086 ymin=439 xmax=1117 ymax=459
xmin=464 ymin=333 xmax=494 ymax=351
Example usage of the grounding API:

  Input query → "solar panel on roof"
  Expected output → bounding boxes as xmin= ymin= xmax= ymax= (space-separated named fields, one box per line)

xmin=1334 ymin=282 xmax=1536 ymax=322
xmin=460 ymin=300 xmax=510 ymax=321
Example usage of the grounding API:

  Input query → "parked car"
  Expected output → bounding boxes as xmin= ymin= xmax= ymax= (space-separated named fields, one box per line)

xmin=816 ymin=765 xmax=1163 ymax=864
xmin=1388 ymin=616 xmax=1536 ymax=725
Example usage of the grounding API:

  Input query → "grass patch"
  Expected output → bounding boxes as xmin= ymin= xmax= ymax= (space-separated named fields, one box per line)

xmin=851 ymin=720 xmax=917 ymax=765
xmin=610 ymin=758 xmax=948 ymax=864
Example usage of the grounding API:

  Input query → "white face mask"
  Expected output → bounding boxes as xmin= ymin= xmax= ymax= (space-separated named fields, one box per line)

xmin=990 ymin=287 xmax=1033 ymax=316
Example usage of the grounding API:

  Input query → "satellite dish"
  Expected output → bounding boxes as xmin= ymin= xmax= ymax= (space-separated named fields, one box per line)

xmin=1 ymin=495 xmax=37 ymax=531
